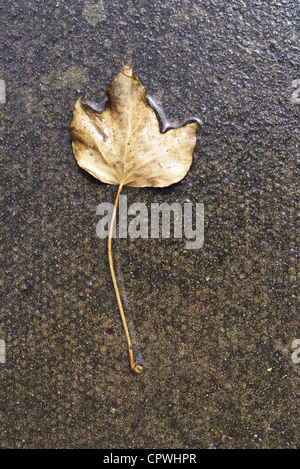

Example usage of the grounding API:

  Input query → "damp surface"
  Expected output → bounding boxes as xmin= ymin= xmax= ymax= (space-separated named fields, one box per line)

xmin=0 ymin=0 xmax=299 ymax=449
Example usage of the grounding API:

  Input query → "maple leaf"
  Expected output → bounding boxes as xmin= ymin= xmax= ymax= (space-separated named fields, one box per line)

xmin=69 ymin=64 xmax=199 ymax=373
xmin=69 ymin=64 xmax=198 ymax=188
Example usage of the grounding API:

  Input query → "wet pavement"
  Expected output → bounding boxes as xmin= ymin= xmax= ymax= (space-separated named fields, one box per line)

xmin=0 ymin=0 xmax=299 ymax=449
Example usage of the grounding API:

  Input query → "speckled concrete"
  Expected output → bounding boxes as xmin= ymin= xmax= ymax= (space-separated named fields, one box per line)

xmin=0 ymin=0 xmax=299 ymax=449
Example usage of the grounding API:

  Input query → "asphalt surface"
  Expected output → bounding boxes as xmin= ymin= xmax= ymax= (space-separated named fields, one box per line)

xmin=0 ymin=0 xmax=299 ymax=449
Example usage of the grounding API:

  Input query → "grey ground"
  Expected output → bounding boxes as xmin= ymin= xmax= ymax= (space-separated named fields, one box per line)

xmin=0 ymin=0 xmax=299 ymax=449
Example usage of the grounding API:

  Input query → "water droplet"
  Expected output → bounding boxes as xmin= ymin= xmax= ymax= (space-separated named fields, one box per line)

xmin=147 ymin=94 xmax=204 ymax=132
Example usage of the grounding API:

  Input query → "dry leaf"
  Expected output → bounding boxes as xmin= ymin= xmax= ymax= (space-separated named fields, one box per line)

xmin=69 ymin=64 xmax=198 ymax=188
xmin=69 ymin=64 xmax=199 ymax=373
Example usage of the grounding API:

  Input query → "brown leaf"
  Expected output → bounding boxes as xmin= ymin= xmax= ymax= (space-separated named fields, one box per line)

xmin=69 ymin=65 xmax=200 ymax=374
xmin=69 ymin=64 xmax=199 ymax=188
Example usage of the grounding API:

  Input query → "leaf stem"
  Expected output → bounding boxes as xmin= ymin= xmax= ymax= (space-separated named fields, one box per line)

xmin=108 ymin=184 xmax=143 ymax=374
